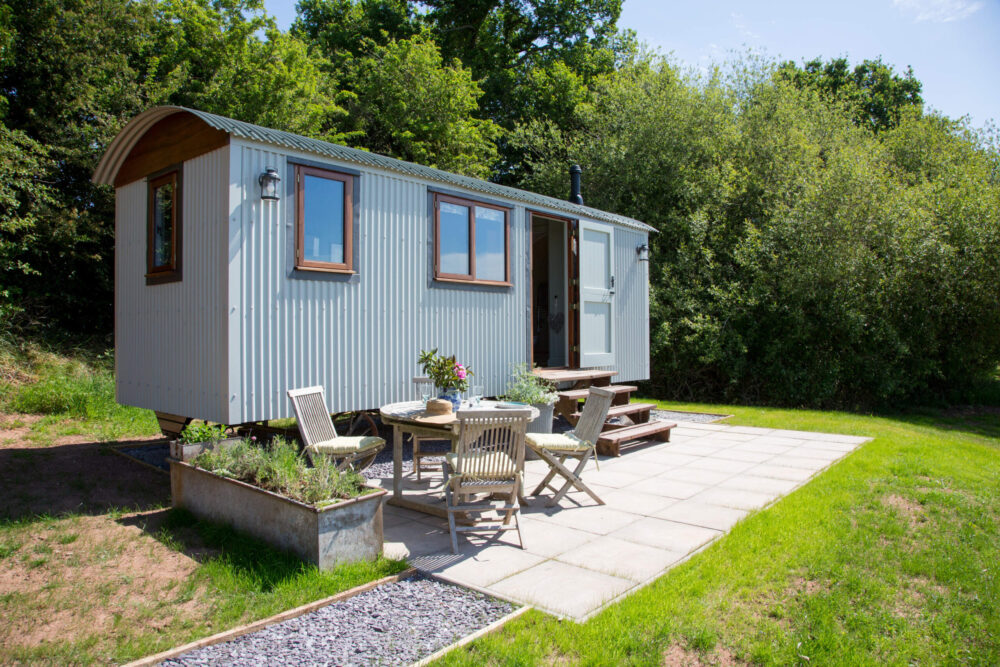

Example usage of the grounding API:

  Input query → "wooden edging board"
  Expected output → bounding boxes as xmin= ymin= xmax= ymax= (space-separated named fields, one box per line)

xmin=409 ymin=604 xmax=532 ymax=667
xmin=122 ymin=567 xmax=418 ymax=667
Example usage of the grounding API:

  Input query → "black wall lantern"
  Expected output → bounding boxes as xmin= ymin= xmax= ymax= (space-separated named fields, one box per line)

xmin=636 ymin=242 xmax=650 ymax=262
xmin=259 ymin=167 xmax=281 ymax=201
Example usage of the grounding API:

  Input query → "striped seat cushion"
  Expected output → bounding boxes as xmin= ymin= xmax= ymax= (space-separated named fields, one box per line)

xmin=445 ymin=451 xmax=517 ymax=480
xmin=525 ymin=432 xmax=592 ymax=452
xmin=307 ymin=435 xmax=385 ymax=457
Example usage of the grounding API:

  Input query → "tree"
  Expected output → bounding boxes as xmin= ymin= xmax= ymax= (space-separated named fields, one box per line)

xmin=339 ymin=32 xmax=501 ymax=177
xmin=776 ymin=57 xmax=923 ymax=134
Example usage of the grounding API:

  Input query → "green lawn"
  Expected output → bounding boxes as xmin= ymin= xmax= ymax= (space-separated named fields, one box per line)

xmin=437 ymin=401 xmax=1000 ymax=665
xmin=0 ymin=342 xmax=407 ymax=664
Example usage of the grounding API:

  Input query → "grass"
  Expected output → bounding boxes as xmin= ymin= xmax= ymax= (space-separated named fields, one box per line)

xmin=436 ymin=400 xmax=1000 ymax=666
xmin=0 ymin=508 xmax=407 ymax=664
xmin=0 ymin=336 xmax=159 ymax=444
xmin=0 ymin=339 xmax=406 ymax=664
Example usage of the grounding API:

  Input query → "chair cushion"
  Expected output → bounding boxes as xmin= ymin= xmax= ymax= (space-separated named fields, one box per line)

xmin=525 ymin=432 xmax=592 ymax=452
xmin=307 ymin=435 xmax=385 ymax=457
xmin=445 ymin=451 xmax=516 ymax=479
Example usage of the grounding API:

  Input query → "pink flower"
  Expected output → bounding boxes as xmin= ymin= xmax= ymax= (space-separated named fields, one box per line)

xmin=455 ymin=364 xmax=467 ymax=380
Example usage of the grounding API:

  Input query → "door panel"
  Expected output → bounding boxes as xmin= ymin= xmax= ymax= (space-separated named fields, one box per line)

xmin=578 ymin=221 xmax=614 ymax=367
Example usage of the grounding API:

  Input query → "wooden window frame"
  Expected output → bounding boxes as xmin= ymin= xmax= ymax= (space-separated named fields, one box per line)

xmin=146 ymin=169 xmax=182 ymax=285
xmin=295 ymin=164 xmax=354 ymax=274
xmin=433 ymin=193 xmax=511 ymax=286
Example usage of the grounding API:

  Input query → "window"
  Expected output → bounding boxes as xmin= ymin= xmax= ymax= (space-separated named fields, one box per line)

xmin=295 ymin=164 xmax=354 ymax=272
xmin=146 ymin=170 xmax=181 ymax=284
xmin=433 ymin=193 xmax=510 ymax=285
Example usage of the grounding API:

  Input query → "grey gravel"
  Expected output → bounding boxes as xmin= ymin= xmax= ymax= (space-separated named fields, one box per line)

xmin=162 ymin=575 xmax=514 ymax=667
xmin=117 ymin=443 xmax=171 ymax=471
xmin=650 ymin=408 xmax=729 ymax=424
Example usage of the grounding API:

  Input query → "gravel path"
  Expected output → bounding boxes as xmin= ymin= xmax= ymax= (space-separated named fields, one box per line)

xmin=162 ymin=574 xmax=514 ymax=667
xmin=650 ymin=408 xmax=729 ymax=424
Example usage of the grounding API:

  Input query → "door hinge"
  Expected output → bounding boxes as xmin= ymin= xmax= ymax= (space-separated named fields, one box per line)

xmin=571 ymin=303 xmax=578 ymax=310
xmin=573 ymin=345 xmax=579 ymax=353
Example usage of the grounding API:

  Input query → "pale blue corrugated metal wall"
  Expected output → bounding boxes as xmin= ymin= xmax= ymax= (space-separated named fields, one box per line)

xmin=115 ymin=147 xmax=229 ymax=420
xmin=230 ymin=140 xmax=533 ymax=422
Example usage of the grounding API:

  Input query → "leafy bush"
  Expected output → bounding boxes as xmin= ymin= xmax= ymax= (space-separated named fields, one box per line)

xmin=192 ymin=437 xmax=368 ymax=506
xmin=516 ymin=58 xmax=1000 ymax=408
xmin=178 ymin=422 xmax=228 ymax=444
xmin=502 ymin=364 xmax=558 ymax=405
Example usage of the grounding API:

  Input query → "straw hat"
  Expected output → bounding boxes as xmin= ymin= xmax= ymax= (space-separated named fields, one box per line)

xmin=416 ymin=398 xmax=456 ymax=424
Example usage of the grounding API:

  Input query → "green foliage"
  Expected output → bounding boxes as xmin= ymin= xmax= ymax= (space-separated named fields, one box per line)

xmin=517 ymin=56 xmax=1000 ymax=408
xmin=192 ymin=437 xmax=368 ymax=505
xmin=338 ymin=31 xmax=501 ymax=177
xmin=178 ymin=422 xmax=228 ymax=444
xmin=501 ymin=363 xmax=558 ymax=405
xmin=777 ymin=56 xmax=923 ymax=133
xmin=417 ymin=348 xmax=473 ymax=392
xmin=0 ymin=126 xmax=54 ymax=325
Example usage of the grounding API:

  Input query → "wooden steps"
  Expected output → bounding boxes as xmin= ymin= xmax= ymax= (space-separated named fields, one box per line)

xmin=597 ymin=421 xmax=676 ymax=457
xmin=558 ymin=385 xmax=637 ymax=401
xmin=557 ymin=384 xmax=637 ymax=419
xmin=155 ymin=411 xmax=192 ymax=438
xmin=571 ymin=401 xmax=657 ymax=423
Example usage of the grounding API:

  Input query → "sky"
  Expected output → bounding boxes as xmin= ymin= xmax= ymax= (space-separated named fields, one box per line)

xmin=262 ymin=0 xmax=999 ymax=128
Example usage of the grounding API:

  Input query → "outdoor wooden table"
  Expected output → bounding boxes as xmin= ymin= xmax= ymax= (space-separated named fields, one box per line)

xmin=379 ymin=400 xmax=539 ymax=518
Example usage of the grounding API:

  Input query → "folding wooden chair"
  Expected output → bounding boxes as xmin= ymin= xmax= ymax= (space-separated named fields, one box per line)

xmin=442 ymin=408 xmax=532 ymax=554
xmin=410 ymin=376 xmax=441 ymax=481
xmin=287 ymin=386 xmax=385 ymax=471
xmin=525 ymin=386 xmax=613 ymax=507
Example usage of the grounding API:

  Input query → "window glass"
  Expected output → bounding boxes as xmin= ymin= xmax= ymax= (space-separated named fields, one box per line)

xmin=151 ymin=180 xmax=174 ymax=269
xmin=474 ymin=206 xmax=505 ymax=282
xmin=302 ymin=174 xmax=345 ymax=264
xmin=439 ymin=201 xmax=471 ymax=275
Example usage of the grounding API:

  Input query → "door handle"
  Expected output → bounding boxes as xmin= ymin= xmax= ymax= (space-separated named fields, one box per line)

xmin=609 ymin=275 xmax=615 ymax=295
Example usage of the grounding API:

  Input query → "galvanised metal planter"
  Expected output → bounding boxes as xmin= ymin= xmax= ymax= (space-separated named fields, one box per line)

xmin=169 ymin=437 xmax=243 ymax=462
xmin=170 ymin=460 xmax=386 ymax=569
xmin=524 ymin=402 xmax=555 ymax=460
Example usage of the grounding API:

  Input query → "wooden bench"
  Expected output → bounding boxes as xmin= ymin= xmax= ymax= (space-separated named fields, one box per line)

xmin=556 ymin=384 xmax=637 ymax=419
xmin=568 ymin=401 xmax=656 ymax=426
xmin=596 ymin=420 xmax=676 ymax=457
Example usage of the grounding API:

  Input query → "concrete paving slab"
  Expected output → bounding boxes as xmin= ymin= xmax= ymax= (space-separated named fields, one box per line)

xmin=611 ymin=516 xmax=721 ymax=552
xmin=689 ymin=486 xmax=778 ymax=511
xmin=378 ymin=419 xmax=870 ymax=621
xmin=556 ymin=536 xmax=687 ymax=582
xmin=654 ymin=500 xmax=749 ymax=531
xmin=630 ymin=477 xmax=709 ymax=499
xmin=490 ymin=560 xmax=635 ymax=619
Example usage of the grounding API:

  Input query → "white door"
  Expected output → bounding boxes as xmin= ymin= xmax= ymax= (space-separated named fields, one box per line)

xmin=578 ymin=220 xmax=615 ymax=367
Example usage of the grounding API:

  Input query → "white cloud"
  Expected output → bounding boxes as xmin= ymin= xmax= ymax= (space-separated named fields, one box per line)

xmin=730 ymin=12 xmax=762 ymax=41
xmin=893 ymin=0 xmax=984 ymax=22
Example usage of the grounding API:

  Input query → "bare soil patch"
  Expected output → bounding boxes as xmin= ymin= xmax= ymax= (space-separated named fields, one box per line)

xmin=0 ymin=420 xmax=220 ymax=660
xmin=663 ymin=644 xmax=742 ymax=666
xmin=0 ymin=512 xmax=211 ymax=651
xmin=0 ymin=425 xmax=167 ymax=521
xmin=881 ymin=494 xmax=925 ymax=528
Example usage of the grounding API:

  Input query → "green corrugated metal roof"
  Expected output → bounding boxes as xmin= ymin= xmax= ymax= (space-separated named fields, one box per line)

xmin=183 ymin=107 xmax=654 ymax=233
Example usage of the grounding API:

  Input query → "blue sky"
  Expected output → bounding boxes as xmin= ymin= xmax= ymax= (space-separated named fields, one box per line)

xmin=263 ymin=0 xmax=998 ymax=128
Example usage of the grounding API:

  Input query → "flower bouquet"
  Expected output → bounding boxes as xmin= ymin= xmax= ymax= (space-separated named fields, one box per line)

xmin=418 ymin=349 xmax=473 ymax=409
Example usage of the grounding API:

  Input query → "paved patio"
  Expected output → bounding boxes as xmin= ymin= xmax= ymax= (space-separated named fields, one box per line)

xmin=372 ymin=420 xmax=869 ymax=621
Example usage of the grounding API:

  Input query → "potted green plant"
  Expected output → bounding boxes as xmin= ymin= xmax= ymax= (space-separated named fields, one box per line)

xmin=502 ymin=363 xmax=559 ymax=436
xmin=170 ymin=422 xmax=242 ymax=461
xmin=418 ymin=349 xmax=473 ymax=409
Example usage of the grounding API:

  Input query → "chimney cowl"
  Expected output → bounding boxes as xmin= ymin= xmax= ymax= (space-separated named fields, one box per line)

xmin=569 ymin=165 xmax=583 ymax=205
